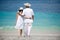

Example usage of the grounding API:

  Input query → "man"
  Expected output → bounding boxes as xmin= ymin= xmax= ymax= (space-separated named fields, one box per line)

xmin=23 ymin=3 xmax=34 ymax=37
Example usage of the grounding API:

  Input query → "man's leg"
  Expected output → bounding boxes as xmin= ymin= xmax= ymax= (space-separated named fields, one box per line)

xmin=27 ymin=23 xmax=32 ymax=36
xmin=24 ymin=23 xmax=28 ymax=36
xmin=24 ymin=22 xmax=32 ymax=37
xmin=24 ymin=23 xmax=32 ymax=36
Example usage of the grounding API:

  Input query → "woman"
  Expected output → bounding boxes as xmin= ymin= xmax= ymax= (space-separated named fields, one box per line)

xmin=15 ymin=7 xmax=24 ymax=37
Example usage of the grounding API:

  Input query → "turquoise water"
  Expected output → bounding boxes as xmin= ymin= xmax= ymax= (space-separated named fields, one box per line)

xmin=0 ymin=11 xmax=60 ymax=28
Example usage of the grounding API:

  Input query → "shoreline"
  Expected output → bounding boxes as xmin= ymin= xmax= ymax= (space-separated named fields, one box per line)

xmin=0 ymin=27 xmax=60 ymax=40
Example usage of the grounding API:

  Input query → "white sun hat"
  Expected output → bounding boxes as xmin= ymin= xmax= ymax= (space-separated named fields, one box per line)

xmin=24 ymin=3 xmax=31 ymax=6
xmin=19 ymin=7 xmax=23 ymax=10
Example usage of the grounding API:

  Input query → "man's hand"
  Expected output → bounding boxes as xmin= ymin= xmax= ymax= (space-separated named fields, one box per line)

xmin=32 ymin=15 xmax=34 ymax=20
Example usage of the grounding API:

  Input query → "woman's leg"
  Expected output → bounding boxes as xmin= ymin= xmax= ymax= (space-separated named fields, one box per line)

xmin=20 ymin=29 xmax=22 ymax=36
xmin=18 ymin=29 xmax=22 ymax=37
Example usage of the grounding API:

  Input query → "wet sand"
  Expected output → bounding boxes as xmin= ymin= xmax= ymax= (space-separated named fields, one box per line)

xmin=0 ymin=28 xmax=60 ymax=40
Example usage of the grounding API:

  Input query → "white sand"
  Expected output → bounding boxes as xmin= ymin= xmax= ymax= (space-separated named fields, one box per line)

xmin=0 ymin=28 xmax=60 ymax=40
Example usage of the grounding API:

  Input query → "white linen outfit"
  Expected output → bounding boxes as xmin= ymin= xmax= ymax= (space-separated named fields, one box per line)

xmin=23 ymin=8 xmax=34 ymax=36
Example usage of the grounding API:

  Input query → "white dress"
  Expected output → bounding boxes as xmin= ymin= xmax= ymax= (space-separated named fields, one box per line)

xmin=15 ymin=14 xmax=24 ymax=29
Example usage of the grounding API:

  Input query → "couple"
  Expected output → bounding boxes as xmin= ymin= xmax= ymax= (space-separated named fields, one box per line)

xmin=15 ymin=3 xmax=34 ymax=37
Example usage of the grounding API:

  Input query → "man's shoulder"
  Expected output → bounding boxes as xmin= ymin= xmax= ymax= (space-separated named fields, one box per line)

xmin=24 ymin=8 xmax=33 ymax=10
xmin=28 ymin=8 xmax=33 ymax=10
xmin=23 ymin=8 xmax=33 ymax=12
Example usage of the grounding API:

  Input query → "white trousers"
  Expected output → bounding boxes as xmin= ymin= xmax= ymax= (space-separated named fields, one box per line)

xmin=24 ymin=19 xmax=33 ymax=36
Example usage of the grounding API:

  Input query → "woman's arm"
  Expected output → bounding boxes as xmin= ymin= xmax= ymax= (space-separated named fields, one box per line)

xmin=18 ymin=13 xmax=25 ymax=17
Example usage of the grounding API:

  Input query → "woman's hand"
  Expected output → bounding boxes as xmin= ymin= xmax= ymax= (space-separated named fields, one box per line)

xmin=24 ymin=16 xmax=31 ymax=19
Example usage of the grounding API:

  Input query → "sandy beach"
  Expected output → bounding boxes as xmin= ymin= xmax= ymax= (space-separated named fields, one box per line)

xmin=0 ymin=27 xmax=60 ymax=40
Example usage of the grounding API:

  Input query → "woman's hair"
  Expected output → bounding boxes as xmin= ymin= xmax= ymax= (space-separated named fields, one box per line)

xmin=19 ymin=10 xmax=23 ymax=12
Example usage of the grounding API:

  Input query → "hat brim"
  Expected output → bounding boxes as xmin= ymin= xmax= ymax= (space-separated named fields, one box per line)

xmin=19 ymin=7 xmax=23 ymax=10
xmin=24 ymin=3 xmax=31 ymax=6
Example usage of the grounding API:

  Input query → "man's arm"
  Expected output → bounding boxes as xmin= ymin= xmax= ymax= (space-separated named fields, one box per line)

xmin=32 ymin=15 xmax=34 ymax=20
xmin=31 ymin=9 xmax=34 ymax=20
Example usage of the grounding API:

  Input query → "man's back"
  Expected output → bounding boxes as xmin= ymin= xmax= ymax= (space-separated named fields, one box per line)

xmin=23 ymin=8 xmax=34 ymax=18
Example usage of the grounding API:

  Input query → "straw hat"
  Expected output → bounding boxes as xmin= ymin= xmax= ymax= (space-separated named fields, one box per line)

xmin=19 ymin=7 xmax=23 ymax=10
xmin=24 ymin=3 xmax=31 ymax=6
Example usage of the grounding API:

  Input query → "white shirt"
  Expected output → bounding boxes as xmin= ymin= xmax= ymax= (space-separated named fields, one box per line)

xmin=23 ymin=8 xmax=34 ymax=18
